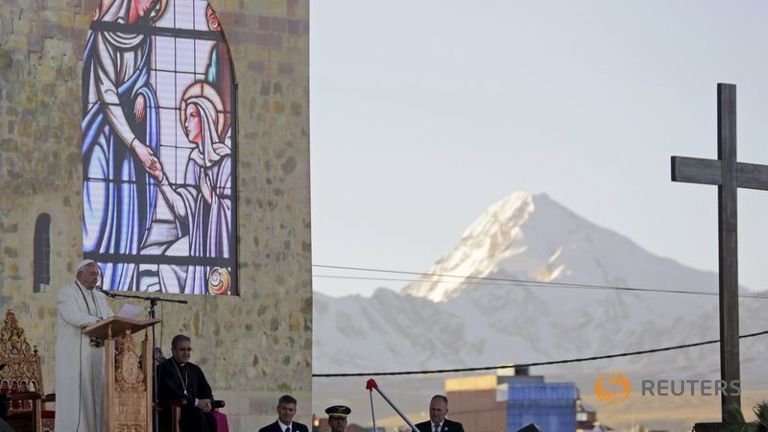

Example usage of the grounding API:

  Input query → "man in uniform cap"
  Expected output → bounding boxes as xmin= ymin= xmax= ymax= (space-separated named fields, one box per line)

xmin=325 ymin=405 xmax=351 ymax=432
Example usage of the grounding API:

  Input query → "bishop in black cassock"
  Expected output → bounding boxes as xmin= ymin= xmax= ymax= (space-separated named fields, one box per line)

xmin=157 ymin=335 xmax=217 ymax=432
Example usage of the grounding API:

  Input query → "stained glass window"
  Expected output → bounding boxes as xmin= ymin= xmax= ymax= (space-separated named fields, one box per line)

xmin=82 ymin=0 xmax=237 ymax=295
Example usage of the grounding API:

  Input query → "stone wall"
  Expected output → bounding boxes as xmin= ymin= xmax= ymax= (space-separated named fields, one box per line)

xmin=0 ymin=0 xmax=312 ymax=430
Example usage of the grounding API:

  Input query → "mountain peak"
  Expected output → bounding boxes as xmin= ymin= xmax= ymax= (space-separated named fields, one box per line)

xmin=402 ymin=192 xmax=540 ymax=302
xmin=401 ymin=191 xmax=717 ymax=303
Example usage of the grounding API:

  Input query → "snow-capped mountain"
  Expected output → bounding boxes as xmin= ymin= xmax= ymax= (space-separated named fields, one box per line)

xmin=402 ymin=191 xmax=720 ymax=303
xmin=312 ymin=192 xmax=768 ymax=427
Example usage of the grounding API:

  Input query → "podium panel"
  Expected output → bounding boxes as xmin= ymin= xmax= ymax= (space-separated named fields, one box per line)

xmin=84 ymin=317 xmax=158 ymax=432
xmin=83 ymin=317 xmax=160 ymax=341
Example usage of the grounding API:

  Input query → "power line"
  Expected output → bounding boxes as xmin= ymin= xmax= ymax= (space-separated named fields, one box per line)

xmin=312 ymin=328 xmax=768 ymax=378
xmin=313 ymin=273 xmax=729 ymax=297
xmin=312 ymin=264 xmax=768 ymax=299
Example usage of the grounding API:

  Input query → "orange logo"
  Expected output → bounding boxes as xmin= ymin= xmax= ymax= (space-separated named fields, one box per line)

xmin=595 ymin=371 xmax=631 ymax=403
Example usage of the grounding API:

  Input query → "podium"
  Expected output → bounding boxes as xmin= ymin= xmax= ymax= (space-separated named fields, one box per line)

xmin=83 ymin=316 xmax=160 ymax=432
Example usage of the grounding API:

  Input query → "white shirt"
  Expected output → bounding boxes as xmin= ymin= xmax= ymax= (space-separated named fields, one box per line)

xmin=279 ymin=420 xmax=293 ymax=432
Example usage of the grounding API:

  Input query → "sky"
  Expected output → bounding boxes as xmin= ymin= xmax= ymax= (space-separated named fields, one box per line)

xmin=309 ymin=0 xmax=768 ymax=298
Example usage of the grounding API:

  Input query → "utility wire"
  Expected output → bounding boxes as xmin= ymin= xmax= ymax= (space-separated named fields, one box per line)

xmin=313 ymin=273 xmax=732 ymax=297
xmin=312 ymin=264 xmax=768 ymax=299
xmin=314 ymin=273 xmax=768 ymax=299
xmin=312 ymin=329 xmax=768 ymax=377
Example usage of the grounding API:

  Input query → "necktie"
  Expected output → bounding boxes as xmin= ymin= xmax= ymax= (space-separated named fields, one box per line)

xmin=434 ymin=424 xmax=440 ymax=432
xmin=286 ymin=427 xmax=291 ymax=432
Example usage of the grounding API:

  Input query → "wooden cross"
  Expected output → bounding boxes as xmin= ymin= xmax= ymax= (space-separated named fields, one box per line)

xmin=671 ymin=83 xmax=768 ymax=422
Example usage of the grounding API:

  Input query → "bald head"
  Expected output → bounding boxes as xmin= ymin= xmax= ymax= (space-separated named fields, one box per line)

xmin=429 ymin=395 xmax=449 ymax=424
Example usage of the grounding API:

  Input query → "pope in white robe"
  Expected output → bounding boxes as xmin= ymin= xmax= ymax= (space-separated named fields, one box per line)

xmin=55 ymin=260 xmax=114 ymax=432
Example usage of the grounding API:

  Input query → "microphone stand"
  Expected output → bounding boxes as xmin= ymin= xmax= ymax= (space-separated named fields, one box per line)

xmin=365 ymin=379 xmax=419 ymax=432
xmin=98 ymin=288 xmax=188 ymax=318
xmin=98 ymin=288 xmax=187 ymax=432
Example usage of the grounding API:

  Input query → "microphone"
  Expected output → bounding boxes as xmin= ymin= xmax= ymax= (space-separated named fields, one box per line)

xmin=96 ymin=288 xmax=117 ymax=298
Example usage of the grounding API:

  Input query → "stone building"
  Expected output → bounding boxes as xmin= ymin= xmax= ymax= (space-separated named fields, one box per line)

xmin=0 ymin=0 xmax=311 ymax=430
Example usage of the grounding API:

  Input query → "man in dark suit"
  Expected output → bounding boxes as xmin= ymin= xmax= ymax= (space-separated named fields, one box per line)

xmin=259 ymin=395 xmax=309 ymax=432
xmin=415 ymin=395 xmax=464 ymax=432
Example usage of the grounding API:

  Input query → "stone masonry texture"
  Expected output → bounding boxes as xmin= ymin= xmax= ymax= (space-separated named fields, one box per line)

xmin=0 ymin=1 xmax=311 ymax=430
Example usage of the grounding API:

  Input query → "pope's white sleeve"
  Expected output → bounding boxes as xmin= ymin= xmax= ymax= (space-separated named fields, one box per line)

xmin=58 ymin=285 xmax=100 ymax=328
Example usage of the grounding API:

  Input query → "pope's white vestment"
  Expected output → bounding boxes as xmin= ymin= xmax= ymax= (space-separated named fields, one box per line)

xmin=54 ymin=281 xmax=114 ymax=432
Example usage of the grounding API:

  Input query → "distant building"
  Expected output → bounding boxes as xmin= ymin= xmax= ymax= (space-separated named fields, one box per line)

xmin=576 ymin=400 xmax=613 ymax=431
xmin=444 ymin=368 xmax=579 ymax=432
